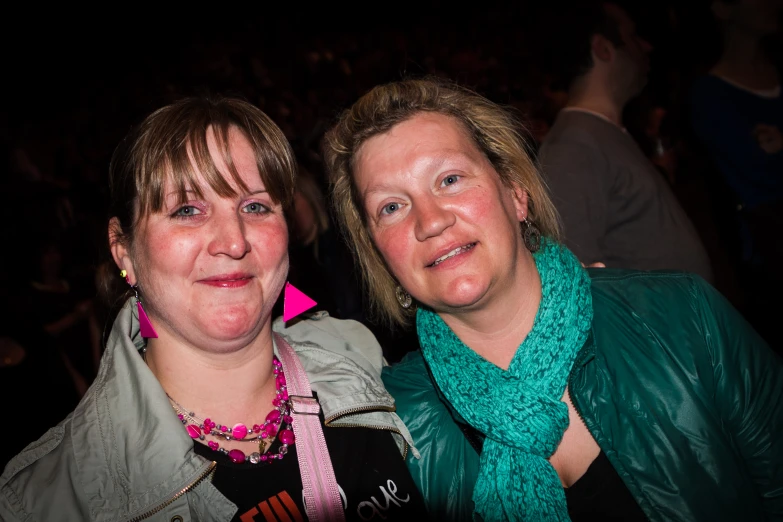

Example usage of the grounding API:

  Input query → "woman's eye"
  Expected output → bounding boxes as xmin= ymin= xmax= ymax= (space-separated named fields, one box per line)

xmin=380 ymin=202 xmax=401 ymax=216
xmin=442 ymin=175 xmax=460 ymax=187
xmin=173 ymin=205 xmax=202 ymax=217
xmin=243 ymin=202 xmax=269 ymax=214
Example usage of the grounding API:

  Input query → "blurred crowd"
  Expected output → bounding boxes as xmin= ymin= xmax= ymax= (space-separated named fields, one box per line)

xmin=1 ymin=1 xmax=781 ymax=466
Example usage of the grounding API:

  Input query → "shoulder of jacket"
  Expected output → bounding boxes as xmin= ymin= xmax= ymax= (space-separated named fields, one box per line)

xmin=1 ymin=424 xmax=70 ymax=515
xmin=382 ymin=351 xmax=445 ymax=417
xmin=586 ymin=269 xmax=718 ymax=364
xmin=588 ymin=268 xmax=700 ymax=295
xmin=382 ymin=350 xmax=430 ymax=384
xmin=273 ymin=311 xmax=385 ymax=371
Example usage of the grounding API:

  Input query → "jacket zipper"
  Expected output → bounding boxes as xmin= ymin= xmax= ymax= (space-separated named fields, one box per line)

xmin=567 ymin=355 xmax=653 ymax=520
xmin=566 ymin=356 xmax=590 ymax=429
xmin=325 ymin=405 xmax=409 ymax=460
xmin=126 ymin=462 xmax=217 ymax=522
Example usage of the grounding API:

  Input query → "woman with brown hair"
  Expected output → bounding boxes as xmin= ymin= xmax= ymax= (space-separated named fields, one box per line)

xmin=0 ymin=94 xmax=428 ymax=522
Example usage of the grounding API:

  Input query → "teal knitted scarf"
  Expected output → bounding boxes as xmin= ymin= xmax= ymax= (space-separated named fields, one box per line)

xmin=417 ymin=239 xmax=593 ymax=522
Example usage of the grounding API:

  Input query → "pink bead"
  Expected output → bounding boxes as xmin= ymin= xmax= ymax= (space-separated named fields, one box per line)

xmin=260 ymin=454 xmax=268 ymax=461
xmin=280 ymin=391 xmax=289 ymax=400
xmin=228 ymin=449 xmax=245 ymax=464
xmin=283 ymin=415 xmax=293 ymax=424
xmin=279 ymin=429 xmax=295 ymax=445
xmin=232 ymin=423 xmax=248 ymax=439
xmin=260 ymin=428 xmax=269 ymax=438
xmin=220 ymin=425 xmax=227 ymax=433
xmin=272 ymin=398 xmax=282 ymax=407
xmin=266 ymin=410 xmax=281 ymax=423
xmin=186 ymin=425 xmax=201 ymax=439
xmin=267 ymin=424 xmax=279 ymax=436
xmin=208 ymin=441 xmax=219 ymax=451
xmin=252 ymin=424 xmax=261 ymax=433
xmin=276 ymin=374 xmax=286 ymax=388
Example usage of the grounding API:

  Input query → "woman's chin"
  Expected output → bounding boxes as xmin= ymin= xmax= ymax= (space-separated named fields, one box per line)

xmin=198 ymin=308 xmax=267 ymax=342
xmin=429 ymin=284 xmax=490 ymax=312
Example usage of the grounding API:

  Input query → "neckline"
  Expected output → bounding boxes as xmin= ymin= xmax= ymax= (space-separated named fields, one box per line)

xmin=711 ymin=74 xmax=781 ymax=99
xmin=560 ymin=107 xmax=628 ymax=133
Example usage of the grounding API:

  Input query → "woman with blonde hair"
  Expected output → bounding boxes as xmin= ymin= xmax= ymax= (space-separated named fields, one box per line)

xmin=324 ymin=76 xmax=782 ymax=521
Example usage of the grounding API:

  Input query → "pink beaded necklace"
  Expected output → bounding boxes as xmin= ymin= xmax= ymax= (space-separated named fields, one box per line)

xmin=167 ymin=355 xmax=295 ymax=464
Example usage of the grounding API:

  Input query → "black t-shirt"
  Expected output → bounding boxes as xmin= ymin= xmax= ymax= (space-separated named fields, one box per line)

xmin=565 ymin=450 xmax=648 ymax=521
xmin=193 ymin=410 xmax=430 ymax=522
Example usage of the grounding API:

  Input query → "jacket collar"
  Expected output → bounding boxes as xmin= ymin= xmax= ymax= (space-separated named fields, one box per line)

xmin=272 ymin=314 xmax=395 ymax=420
xmin=71 ymin=299 xmax=223 ymax=521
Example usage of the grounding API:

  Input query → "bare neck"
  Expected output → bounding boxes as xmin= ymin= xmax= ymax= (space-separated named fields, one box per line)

xmin=144 ymin=322 xmax=278 ymax=426
xmin=438 ymin=251 xmax=541 ymax=370
xmin=566 ymin=75 xmax=626 ymax=126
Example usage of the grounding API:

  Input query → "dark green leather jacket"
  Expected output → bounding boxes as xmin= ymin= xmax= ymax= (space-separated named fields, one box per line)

xmin=382 ymin=269 xmax=783 ymax=521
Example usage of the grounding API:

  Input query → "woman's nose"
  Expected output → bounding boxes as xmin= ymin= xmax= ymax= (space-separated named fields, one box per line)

xmin=207 ymin=213 xmax=250 ymax=258
xmin=413 ymin=199 xmax=455 ymax=242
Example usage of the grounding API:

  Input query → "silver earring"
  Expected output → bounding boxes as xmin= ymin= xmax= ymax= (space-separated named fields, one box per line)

xmin=522 ymin=217 xmax=541 ymax=253
xmin=395 ymin=285 xmax=412 ymax=309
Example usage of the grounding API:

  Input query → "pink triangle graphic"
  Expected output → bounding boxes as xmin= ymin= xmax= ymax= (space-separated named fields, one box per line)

xmin=137 ymin=301 xmax=159 ymax=338
xmin=283 ymin=282 xmax=317 ymax=322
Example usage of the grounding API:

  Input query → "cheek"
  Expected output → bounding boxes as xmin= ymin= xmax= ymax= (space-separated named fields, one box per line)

xmin=260 ymin=227 xmax=290 ymax=304
xmin=461 ymin=186 xmax=495 ymax=223
xmin=471 ymin=187 xmax=521 ymax=244
xmin=253 ymin=222 xmax=290 ymax=266
xmin=373 ymin=227 xmax=412 ymax=278
xmin=136 ymin=231 xmax=200 ymax=282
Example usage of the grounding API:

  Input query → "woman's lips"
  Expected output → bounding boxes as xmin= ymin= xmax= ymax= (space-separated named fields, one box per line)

xmin=428 ymin=242 xmax=477 ymax=268
xmin=198 ymin=275 xmax=253 ymax=288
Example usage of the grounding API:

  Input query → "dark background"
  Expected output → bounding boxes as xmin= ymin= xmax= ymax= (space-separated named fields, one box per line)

xmin=2 ymin=0 xmax=740 ymax=307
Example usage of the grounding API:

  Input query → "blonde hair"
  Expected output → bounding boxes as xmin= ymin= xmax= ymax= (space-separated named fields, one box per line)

xmin=323 ymin=77 xmax=561 ymax=328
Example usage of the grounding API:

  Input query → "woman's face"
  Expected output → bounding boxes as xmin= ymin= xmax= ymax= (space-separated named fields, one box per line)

xmin=353 ymin=112 xmax=528 ymax=314
xmin=115 ymin=127 xmax=289 ymax=351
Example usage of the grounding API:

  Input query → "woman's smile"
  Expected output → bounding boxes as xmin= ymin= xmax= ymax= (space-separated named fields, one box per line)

xmin=427 ymin=242 xmax=477 ymax=268
xmin=197 ymin=272 xmax=255 ymax=288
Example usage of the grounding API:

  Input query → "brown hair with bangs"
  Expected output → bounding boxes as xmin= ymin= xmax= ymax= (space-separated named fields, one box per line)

xmin=323 ymin=76 xmax=562 ymax=328
xmin=100 ymin=94 xmax=297 ymax=309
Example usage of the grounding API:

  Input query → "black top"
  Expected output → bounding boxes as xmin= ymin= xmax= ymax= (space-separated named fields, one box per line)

xmin=193 ymin=409 xmax=430 ymax=521
xmin=565 ymin=450 xmax=649 ymax=521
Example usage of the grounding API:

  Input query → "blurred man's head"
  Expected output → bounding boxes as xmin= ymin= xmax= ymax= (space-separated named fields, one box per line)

xmin=604 ymin=3 xmax=653 ymax=101
xmin=546 ymin=1 xmax=652 ymax=105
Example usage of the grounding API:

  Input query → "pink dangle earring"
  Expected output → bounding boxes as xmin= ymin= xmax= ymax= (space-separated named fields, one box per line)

xmin=121 ymin=269 xmax=158 ymax=338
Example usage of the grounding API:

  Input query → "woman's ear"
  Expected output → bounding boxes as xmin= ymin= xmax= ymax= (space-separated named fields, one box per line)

xmin=109 ymin=217 xmax=135 ymax=285
xmin=511 ymin=185 xmax=529 ymax=222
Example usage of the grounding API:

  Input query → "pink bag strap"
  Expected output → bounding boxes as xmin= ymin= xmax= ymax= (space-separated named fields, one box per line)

xmin=274 ymin=333 xmax=345 ymax=522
